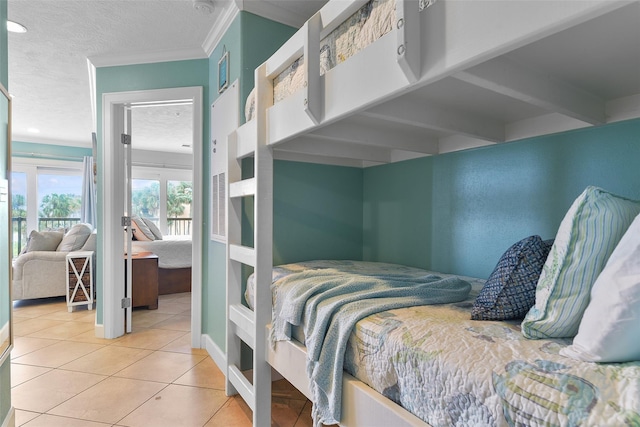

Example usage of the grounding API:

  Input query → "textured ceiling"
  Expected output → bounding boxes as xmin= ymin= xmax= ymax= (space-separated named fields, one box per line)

xmin=7 ymin=0 xmax=326 ymax=153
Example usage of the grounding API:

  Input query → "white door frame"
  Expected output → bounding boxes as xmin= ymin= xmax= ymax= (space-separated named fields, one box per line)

xmin=101 ymin=86 xmax=203 ymax=346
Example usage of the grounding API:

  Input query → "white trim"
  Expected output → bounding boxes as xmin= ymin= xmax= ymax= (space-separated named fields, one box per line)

xmin=94 ymin=322 xmax=104 ymax=339
xmin=11 ymin=134 xmax=92 ymax=148
xmin=1 ymin=407 xmax=15 ymax=427
xmin=101 ymin=87 xmax=203 ymax=347
xmin=202 ymin=4 xmax=240 ymax=62
xmin=203 ymin=333 xmax=226 ymax=373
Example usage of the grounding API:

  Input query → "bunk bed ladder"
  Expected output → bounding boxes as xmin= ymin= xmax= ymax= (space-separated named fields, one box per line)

xmin=226 ymin=62 xmax=273 ymax=427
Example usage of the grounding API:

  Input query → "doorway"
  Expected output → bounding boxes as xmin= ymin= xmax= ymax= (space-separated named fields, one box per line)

xmin=102 ymin=87 xmax=203 ymax=346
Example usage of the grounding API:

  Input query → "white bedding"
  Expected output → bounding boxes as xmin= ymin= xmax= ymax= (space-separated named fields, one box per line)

xmin=130 ymin=235 xmax=192 ymax=269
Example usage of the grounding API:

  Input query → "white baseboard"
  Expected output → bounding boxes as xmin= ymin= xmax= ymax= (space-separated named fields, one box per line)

xmin=202 ymin=334 xmax=226 ymax=373
xmin=1 ymin=407 xmax=15 ymax=427
xmin=94 ymin=322 xmax=104 ymax=339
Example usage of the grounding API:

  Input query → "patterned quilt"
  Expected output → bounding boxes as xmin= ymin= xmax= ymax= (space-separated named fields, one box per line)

xmin=248 ymin=260 xmax=640 ymax=426
xmin=272 ymin=0 xmax=395 ymax=104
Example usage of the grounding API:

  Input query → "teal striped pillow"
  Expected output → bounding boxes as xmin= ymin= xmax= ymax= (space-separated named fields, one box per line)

xmin=521 ymin=186 xmax=640 ymax=339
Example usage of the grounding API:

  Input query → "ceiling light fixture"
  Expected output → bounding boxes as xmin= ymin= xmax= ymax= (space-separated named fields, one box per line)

xmin=193 ymin=0 xmax=215 ymax=15
xmin=7 ymin=20 xmax=27 ymax=34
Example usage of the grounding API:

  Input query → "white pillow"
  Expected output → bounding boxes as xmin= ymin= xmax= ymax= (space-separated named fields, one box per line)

xmin=560 ymin=212 xmax=640 ymax=363
xmin=142 ymin=218 xmax=163 ymax=240
xmin=24 ymin=230 xmax=64 ymax=252
xmin=521 ymin=186 xmax=640 ymax=338
xmin=57 ymin=223 xmax=93 ymax=252
xmin=131 ymin=217 xmax=154 ymax=241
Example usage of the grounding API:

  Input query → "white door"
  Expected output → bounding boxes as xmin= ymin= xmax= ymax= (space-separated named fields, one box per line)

xmin=102 ymin=87 xmax=204 ymax=343
xmin=123 ymin=107 xmax=133 ymax=333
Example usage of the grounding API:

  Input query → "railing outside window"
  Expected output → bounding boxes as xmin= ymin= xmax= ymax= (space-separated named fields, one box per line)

xmin=167 ymin=218 xmax=192 ymax=236
xmin=11 ymin=217 xmax=81 ymax=256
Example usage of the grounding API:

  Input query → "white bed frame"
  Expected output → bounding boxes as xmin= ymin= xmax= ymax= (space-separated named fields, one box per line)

xmin=225 ymin=1 xmax=640 ymax=425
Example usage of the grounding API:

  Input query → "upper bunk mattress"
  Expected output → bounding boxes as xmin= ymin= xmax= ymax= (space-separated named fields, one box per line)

xmin=247 ymin=260 xmax=640 ymax=427
xmin=245 ymin=0 xmax=395 ymax=122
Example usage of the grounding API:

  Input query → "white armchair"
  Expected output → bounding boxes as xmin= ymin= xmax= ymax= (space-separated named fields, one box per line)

xmin=12 ymin=224 xmax=95 ymax=301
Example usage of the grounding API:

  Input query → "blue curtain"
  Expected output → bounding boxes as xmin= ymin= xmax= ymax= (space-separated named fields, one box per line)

xmin=80 ymin=156 xmax=97 ymax=227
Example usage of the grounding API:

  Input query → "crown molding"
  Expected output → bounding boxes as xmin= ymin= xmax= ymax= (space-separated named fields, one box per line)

xmin=202 ymin=2 xmax=240 ymax=57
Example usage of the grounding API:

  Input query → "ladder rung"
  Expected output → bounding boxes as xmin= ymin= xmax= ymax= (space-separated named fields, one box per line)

xmin=229 ymin=304 xmax=255 ymax=349
xmin=228 ymin=365 xmax=255 ymax=411
xmin=229 ymin=178 xmax=256 ymax=198
xmin=229 ymin=244 xmax=256 ymax=267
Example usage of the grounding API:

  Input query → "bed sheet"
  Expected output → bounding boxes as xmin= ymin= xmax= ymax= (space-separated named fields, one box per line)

xmin=248 ymin=260 xmax=640 ymax=427
xmin=130 ymin=235 xmax=192 ymax=269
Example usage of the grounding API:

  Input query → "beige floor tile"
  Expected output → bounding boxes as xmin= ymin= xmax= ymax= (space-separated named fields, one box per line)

xmin=114 ymin=350 xmax=205 ymax=383
xmin=272 ymin=396 xmax=306 ymax=427
xmin=130 ymin=310 xmax=174 ymax=329
xmin=118 ymin=384 xmax=228 ymax=427
xmin=11 ymin=369 xmax=106 ymax=413
xmin=12 ymin=340 xmax=104 ymax=368
xmin=111 ymin=328 xmax=185 ymax=350
xmin=22 ymin=414 xmax=112 ymax=426
xmin=13 ymin=318 xmax=68 ymax=337
xmin=154 ymin=301 xmax=191 ymax=315
xmin=59 ymin=345 xmax=153 ymax=376
xmin=174 ymin=356 xmax=226 ymax=389
xmin=10 ymin=336 xmax=58 ymax=359
xmin=27 ymin=320 xmax=95 ymax=340
xmin=293 ymin=401 xmax=314 ymax=427
xmin=48 ymin=377 xmax=165 ymax=424
xmin=13 ymin=409 xmax=39 ymax=427
xmin=152 ymin=314 xmax=191 ymax=331
xmin=10 ymin=363 xmax=51 ymax=387
xmin=273 ymin=379 xmax=308 ymax=401
xmin=12 ymin=315 xmax=30 ymax=324
xmin=205 ymin=395 xmax=253 ymax=427
xmin=40 ymin=308 xmax=96 ymax=323
xmin=12 ymin=299 xmax=67 ymax=318
xmin=159 ymin=332 xmax=207 ymax=355
xmin=65 ymin=329 xmax=122 ymax=345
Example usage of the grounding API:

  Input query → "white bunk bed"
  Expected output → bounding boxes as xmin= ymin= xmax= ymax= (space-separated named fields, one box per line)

xmin=225 ymin=0 xmax=640 ymax=426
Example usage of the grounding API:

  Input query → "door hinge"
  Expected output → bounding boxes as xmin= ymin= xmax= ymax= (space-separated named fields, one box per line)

xmin=121 ymin=216 xmax=131 ymax=227
xmin=121 ymin=298 xmax=131 ymax=309
xmin=121 ymin=134 xmax=131 ymax=145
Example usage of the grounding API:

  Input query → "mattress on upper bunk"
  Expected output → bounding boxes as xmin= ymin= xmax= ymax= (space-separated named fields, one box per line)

xmin=245 ymin=0 xmax=395 ymax=122
xmin=246 ymin=260 xmax=640 ymax=427
xmin=130 ymin=235 xmax=192 ymax=269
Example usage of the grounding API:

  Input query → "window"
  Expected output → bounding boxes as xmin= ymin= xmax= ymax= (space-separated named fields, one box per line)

xmin=11 ymin=161 xmax=83 ymax=257
xmin=37 ymin=170 xmax=82 ymax=230
xmin=131 ymin=167 xmax=192 ymax=236
xmin=131 ymin=178 xmax=160 ymax=220
xmin=167 ymin=180 xmax=192 ymax=236
xmin=11 ymin=171 xmax=27 ymax=256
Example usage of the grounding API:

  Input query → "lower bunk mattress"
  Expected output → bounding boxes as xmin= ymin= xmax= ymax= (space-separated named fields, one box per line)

xmin=247 ymin=260 xmax=640 ymax=427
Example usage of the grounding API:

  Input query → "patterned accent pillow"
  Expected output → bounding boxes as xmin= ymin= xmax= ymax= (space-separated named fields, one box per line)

xmin=471 ymin=236 xmax=553 ymax=321
xmin=522 ymin=186 xmax=640 ymax=339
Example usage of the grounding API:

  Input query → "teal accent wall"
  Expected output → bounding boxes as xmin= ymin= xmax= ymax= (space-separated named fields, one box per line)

xmin=95 ymin=59 xmax=209 ymax=325
xmin=364 ymin=119 xmax=640 ymax=279
xmin=274 ymin=161 xmax=363 ymax=264
xmin=12 ymin=140 xmax=92 ymax=161
xmin=204 ymin=12 xmax=297 ymax=349
xmin=1 ymin=0 xmax=11 ymax=422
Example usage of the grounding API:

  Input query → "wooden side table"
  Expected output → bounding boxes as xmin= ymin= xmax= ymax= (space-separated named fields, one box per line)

xmin=66 ymin=251 xmax=94 ymax=312
xmin=126 ymin=252 xmax=159 ymax=310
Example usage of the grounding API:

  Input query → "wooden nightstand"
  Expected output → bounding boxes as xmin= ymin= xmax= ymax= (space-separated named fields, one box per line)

xmin=126 ymin=252 xmax=159 ymax=310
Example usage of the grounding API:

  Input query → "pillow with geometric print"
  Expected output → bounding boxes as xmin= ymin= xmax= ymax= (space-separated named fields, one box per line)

xmin=472 ymin=235 xmax=553 ymax=321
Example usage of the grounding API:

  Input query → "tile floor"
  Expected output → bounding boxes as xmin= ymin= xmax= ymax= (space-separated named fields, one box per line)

xmin=10 ymin=293 xmax=313 ymax=427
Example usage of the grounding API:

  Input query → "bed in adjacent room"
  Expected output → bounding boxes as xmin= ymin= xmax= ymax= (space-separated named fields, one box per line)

xmin=130 ymin=217 xmax=192 ymax=295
